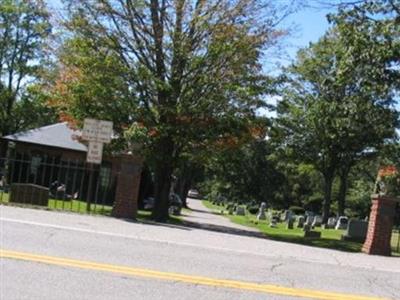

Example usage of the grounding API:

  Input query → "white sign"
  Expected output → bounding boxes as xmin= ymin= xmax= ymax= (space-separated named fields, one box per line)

xmin=86 ymin=141 xmax=103 ymax=164
xmin=82 ymin=118 xmax=113 ymax=143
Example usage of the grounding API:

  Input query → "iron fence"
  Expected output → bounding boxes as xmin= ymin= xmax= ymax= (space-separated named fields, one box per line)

xmin=0 ymin=156 xmax=115 ymax=214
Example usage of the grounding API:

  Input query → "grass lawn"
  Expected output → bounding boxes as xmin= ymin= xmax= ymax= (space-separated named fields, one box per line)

xmin=0 ymin=190 xmax=184 ymax=224
xmin=0 ymin=191 xmax=113 ymax=215
xmin=203 ymin=200 xmax=364 ymax=253
xmin=0 ymin=191 xmax=9 ymax=202
xmin=392 ymin=230 xmax=400 ymax=256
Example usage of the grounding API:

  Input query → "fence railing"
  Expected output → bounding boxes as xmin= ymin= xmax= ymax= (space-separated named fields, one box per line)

xmin=0 ymin=156 xmax=115 ymax=215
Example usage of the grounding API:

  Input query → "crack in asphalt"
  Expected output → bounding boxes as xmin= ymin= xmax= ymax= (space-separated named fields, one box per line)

xmin=270 ymin=263 xmax=284 ymax=272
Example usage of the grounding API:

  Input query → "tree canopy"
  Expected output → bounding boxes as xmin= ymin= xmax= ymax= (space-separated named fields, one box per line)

xmin=275 ymin=21 xmax=398 ymax=221
xmin=0 ymin=0 xmax=52 ymax=141
xmin=52 ymin=0 xmax=292 ymax=220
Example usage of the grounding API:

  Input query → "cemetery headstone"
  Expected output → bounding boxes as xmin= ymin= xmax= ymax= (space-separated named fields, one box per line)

xmin=335 ymin=216 xmax=349 ymax=230
xmin=304 ymin=230 xmax=321 ymax=238
xmin=297 ymin=216 xmax=305 ymax=228
xmin=270 ymin=215 xmax=279 ymax=228
xmin=270 ymin=219 xmax=277 ymax=228
xmin=256 ymin=202 xmax=267 ymax=220
xmin=325 ymin=217 xmax=337 ymax=229
xmin=281 ymin=210 xmax=293 ymax=222
xmin=306 ymin=216 xmax=314 ymax=226
xmin=305 ymin=211 xmax=314 ymax=218
xmin=228 ymin=206 xmax=234 ymax=215
xmin=286 ymin=217 xmax=294 ymax=229
xmin=312 ymin=215 xmax=323 ymax=228
xmin=342 ymin=220 xmax=368 ymax=242
xmin=236 ymin=206 xmax=245 ymax=216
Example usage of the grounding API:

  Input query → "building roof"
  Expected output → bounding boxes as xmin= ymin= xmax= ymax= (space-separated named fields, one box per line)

xmin=2 ymin=123 xmax=88 ymax=152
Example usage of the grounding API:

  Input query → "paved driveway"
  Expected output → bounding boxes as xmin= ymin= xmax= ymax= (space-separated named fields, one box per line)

xmin=181 ymin=198 xmax=261 ymax=236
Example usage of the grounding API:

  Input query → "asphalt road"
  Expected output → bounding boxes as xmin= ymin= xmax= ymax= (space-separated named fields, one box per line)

xmin=1 ymin=201 xmax=400 ymax=300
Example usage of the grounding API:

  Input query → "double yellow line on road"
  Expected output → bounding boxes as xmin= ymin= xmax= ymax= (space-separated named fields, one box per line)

xmin=0 ymin=249 xmax=387 ymax=300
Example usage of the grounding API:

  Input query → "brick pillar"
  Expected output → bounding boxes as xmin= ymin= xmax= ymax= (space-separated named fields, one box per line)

xmin=362 ymin=194 xmax=398 ymax=256
xmin=111 ymin=154 xmax=142 ymax=219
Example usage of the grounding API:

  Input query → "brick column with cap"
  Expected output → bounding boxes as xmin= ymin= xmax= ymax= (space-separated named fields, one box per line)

xmin=111 ymin=154 xmax=142 ymax=219
xmin=362 ymin=194 xmax=398 ymax=256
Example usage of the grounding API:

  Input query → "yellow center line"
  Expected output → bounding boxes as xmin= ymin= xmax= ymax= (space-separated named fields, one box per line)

xmin=0 ymin=249 xmax=387 ymax=300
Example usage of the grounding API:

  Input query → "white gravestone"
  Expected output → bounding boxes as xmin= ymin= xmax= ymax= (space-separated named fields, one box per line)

xmin=256 ymin=202 xmax=267 ymax=220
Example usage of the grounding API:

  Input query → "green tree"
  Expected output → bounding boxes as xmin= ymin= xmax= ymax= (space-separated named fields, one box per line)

xmin=51 ymin=36 xmax=136 ymax=148
xmin=329 ymin=0 xmax=400 ymax=215
xmin=203 ymin=139 xmax=286 ymax=207
xmin=0 ymin=0 xmax=52 ymax=153
xmin=60 ymin=0 xmax=292 ymax=221
xmin=276 ymin=27 xmax=397 ymax=222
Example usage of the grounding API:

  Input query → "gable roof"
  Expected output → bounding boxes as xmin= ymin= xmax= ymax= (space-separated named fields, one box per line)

xmin=2 ymin=123 xmax=87 ymax=152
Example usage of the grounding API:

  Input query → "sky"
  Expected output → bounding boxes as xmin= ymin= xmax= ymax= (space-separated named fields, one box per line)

xmin=260 ymin=3 xmax=334 ymax=116
xmin=265 ymin=3 xmax=334 ymax=72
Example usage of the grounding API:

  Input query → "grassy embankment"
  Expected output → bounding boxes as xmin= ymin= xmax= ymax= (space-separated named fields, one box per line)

xmin=203 ymin=200 xmax=366 ymax=253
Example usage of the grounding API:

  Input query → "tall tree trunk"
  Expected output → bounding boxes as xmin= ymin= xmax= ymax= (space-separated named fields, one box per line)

xmin=322 ymin=171 xmax=335 ymax=224
xmin=337 ymin=167 xmax=350 ymax=217
xmin=177 ymin=177 xmax=192 ymax=209
xmin=176 ymin=177 xmax=186 ymax=206
xmin=176 ymin=162 xmax=193 ymax=208
xmin=152 ymin=138 xmax=174 ymax=222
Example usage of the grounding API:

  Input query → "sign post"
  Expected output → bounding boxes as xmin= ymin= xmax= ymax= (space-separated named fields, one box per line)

xmin=81 ymin=118 xmax=113 ymax=212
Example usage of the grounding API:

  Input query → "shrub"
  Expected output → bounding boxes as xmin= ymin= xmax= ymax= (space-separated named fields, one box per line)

xmin=246 ymin=201 xmax=257 ymax=210
xmin=289 ymin=206 xmax=305 ymax=215
xmin=248 ymin=206 xmax=259 ymax=215
xmin=226 ymin=202 xmax=234 ymax=210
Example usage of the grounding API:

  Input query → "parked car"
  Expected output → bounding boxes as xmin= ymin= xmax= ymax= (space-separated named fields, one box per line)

xmin=143 ymin=194 xmax=182 ymax=215
xmin=188 ymin=189 xmax=201 ymax=199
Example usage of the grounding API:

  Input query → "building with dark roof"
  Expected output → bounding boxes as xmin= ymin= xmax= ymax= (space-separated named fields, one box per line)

xmin=1 ymin=123 xmax=142 ymax=219
xmin=3 ymin=122 xmax=87 ymax=153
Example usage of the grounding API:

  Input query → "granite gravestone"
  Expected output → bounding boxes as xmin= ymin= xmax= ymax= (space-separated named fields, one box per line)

xmin=297 ymin=216 xmax=305 ymax=228
xmin=342 ymin=220 xmax=368 ymax=242
xmin=256 ymin=202 xmax=267 ymax=220
xmin=312 ymin=215 xmax=323 ymax=228
xmin=325 ymin=217 xmax=337 ymax=229
xmin=287 ymin=217 xmax=294 ymax=229
xmin=236 ymin=206 xmax=245 ymax=216
xmin=335 ymin=216 xmax=349 ymax=230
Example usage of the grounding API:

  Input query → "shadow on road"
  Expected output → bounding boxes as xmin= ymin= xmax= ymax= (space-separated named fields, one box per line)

xmin=188 ymin=208 xmax=221 ymax=216
xmin=180 ymin=219 xmax=267 ymax=239
xmin=129 ymin=207 xmax=268 ymax=240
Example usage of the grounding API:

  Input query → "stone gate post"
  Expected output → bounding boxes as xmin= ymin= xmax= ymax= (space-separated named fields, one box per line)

xmin=111 ymin=154 xmax=143 ymax=219
xmin=362 ymin=194 xmax=399 ymax=256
